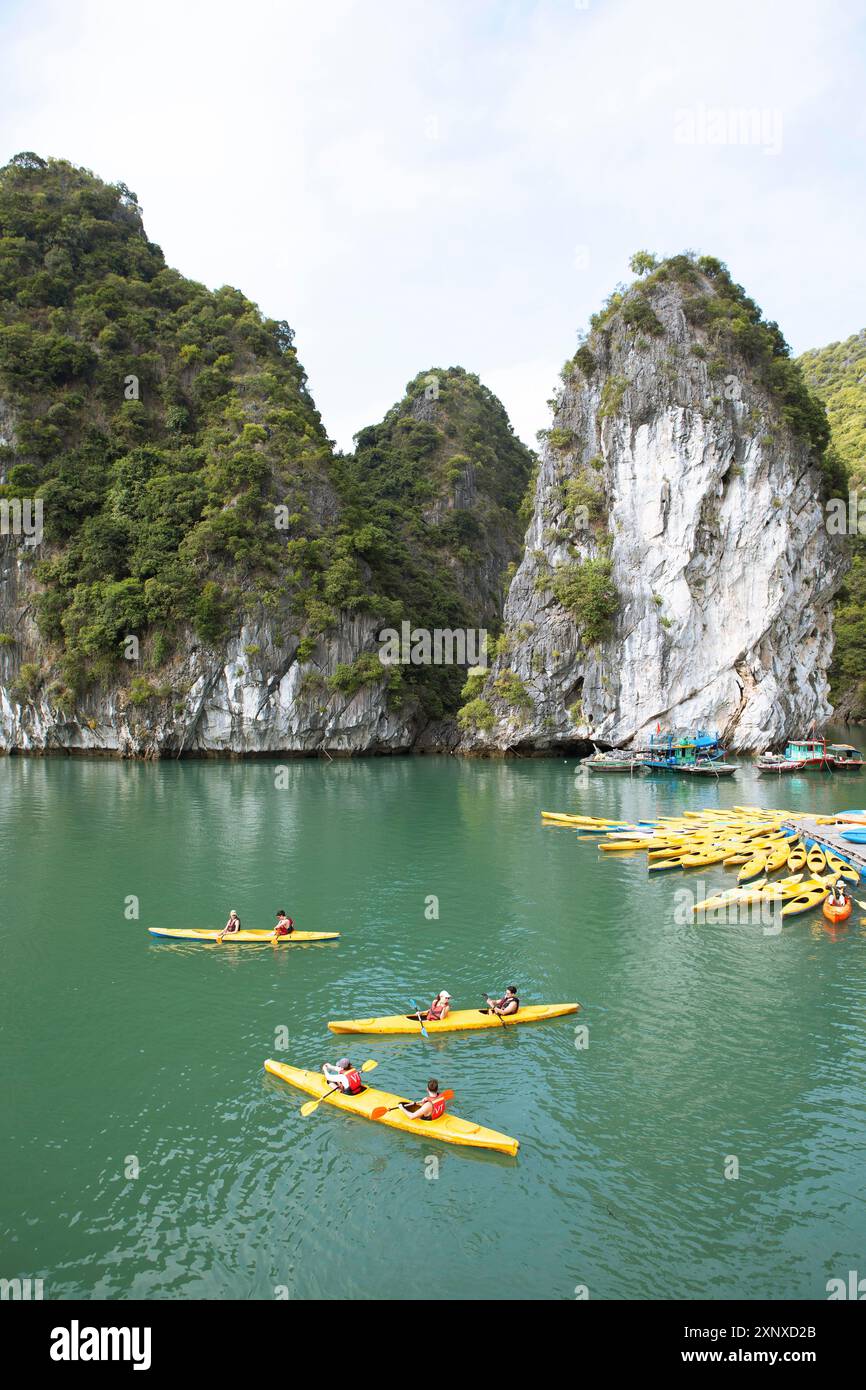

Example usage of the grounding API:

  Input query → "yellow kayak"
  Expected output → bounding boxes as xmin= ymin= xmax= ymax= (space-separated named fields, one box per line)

xmin=787 ymin=844 xmax=807 ymax=872
xmin=738 ymin=852 xmax=768 ymax=882
xmin=806 ymin=845 xmax=827 ymax=875
xmin=823 ymin=850 xmax=859 ymax=884
xmin=328 ymin=1003 xmax=580 ymax=1036
xmin=264 ymin=1061 xmax=519 ymax=1156
xmin=781 ymin=877 xmax=834 ymax=917
xmin=692 ymin=880 xmax=768 ymax=912
xmin=148 ymin=928 xmax=340 ymax=944
xmin=764 ymin=843 xmax=791 ymax=874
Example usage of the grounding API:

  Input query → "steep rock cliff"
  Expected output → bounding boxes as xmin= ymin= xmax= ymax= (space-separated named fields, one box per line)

xmin=458 ymin=256 xmax=847 ymax=753
xmin=0 ymin=155 xmax=531 ymax=755
xmin=799 ymin=329 xmax=866 ymax=718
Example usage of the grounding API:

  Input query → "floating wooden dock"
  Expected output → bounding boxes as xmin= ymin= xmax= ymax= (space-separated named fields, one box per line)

xmin=781 ymin=816 xmax=866 ymax=881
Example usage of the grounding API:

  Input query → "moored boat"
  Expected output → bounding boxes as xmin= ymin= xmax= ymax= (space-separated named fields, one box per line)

xmin=641 ymin=729 xmax=729 ymax=774
xmin=827 ymin=743 xmax=864 ymax=772
xmin=682 ymin=759 xmax=739 ymax=777
xmin=757 ymin=753 xmax=806 ymax=774
xmin=781 ymin=737 xmax=831 ymax=769
xmin=582 ymin=749 xmax=647 ymax=773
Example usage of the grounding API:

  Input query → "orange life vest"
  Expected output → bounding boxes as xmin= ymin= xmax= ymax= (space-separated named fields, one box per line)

xmin=343 ymin=1069 xmax=363 ymax=1095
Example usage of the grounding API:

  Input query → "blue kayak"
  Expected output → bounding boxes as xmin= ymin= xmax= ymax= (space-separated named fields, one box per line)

xmin=840 ymin=828 xmax=866 ymax=843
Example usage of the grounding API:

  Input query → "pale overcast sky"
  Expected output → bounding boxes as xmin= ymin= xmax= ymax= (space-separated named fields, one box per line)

xmin=1 ymin=0 xmax=863 ymax=451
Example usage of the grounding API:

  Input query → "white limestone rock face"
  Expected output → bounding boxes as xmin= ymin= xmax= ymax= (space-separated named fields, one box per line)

xmin=0 ymin=545 xmax=416 ymax=756
xmin=458 ymin=277 xmax=847 ymax=753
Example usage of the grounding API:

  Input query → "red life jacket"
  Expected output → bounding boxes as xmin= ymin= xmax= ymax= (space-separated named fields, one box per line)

xmin=427 ymin=1091 xmax=446 ymax=1120
xmin=427 ymin=998 xmax=445 ymax=1021
xmin=343 ymin=1069 xmax=363 ymax=1094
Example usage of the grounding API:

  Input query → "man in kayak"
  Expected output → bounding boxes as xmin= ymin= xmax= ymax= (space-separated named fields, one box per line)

xmin=399 ymin=1079 xmax=447 ymax=1121
xmin=217 ymin=909 xmax=241 ymax=942
xmin=271 ymin=910 xmax=295 ymax=943
xmin=829 ymin=879 xmax=849 ymax=908
xmin=321 ymin=1058 xmax=366 ymax=1095
xmin=486 ymin=986 xmax=520 ymax=1017
xmin=410 ymin=991 xmax=451 ymax=1023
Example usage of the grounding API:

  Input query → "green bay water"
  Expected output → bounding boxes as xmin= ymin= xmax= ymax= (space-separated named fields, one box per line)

xmin=2 ymin=749 xmax=865 ymax=1301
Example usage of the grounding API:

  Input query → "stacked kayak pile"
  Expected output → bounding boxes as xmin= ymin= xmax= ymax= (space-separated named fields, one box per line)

xmin=541 ymin=805 xmax=862 ymax=920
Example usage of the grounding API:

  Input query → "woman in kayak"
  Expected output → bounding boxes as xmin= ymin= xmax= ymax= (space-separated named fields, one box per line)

xmin=217 ymin=909 xmax=241 ymax=942
xmin=322 ymin=1058 xmax=366 ymax=1095
xmin=827 ymin=880 xmax=849 ymax=909
xmin=399 ymin=1079 xmax=447 ymax=1121
xmin=271 ymin=910 xmax=295 ymax=943
xmin=487 ymin=986 xmax=520 ymax=1017
xmin=411 ymin=991 xmax=451 ymax=1023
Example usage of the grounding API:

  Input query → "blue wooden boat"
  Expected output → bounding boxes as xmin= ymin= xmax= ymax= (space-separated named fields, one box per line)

xmin=644 ymin=729 xmax=731 ymax=774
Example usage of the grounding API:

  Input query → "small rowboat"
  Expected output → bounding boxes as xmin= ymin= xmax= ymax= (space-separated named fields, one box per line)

xmin=147 ymin=928 xmax=340 ymax=944
xmin=757 ymin=755 xmax=806 ymax=774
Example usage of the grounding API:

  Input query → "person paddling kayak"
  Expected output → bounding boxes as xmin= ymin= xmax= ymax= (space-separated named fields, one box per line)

xmin=217 ymin=909 xmax=241 ymax=942
xmin=410 ymin=990 xmax=451 ymax=1023
xmin=399 ymin=1078 xmax=447 ymax=1121
xmin=486 ymin=986 xmax=520 ymax=1017
xmin=321 ymin=1058 xmax=366 ymax=1095
xmin=271 ymin=909 xmax=295 ymax=943
xmin=827 ymin=880 xmax=849 ymax=909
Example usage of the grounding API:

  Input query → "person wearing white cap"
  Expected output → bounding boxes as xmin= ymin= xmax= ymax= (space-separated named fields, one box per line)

xmin=217 ymin=909 xmax=241 ymax=942
xmin=410 ymin=991 xmax=451 ymax=1024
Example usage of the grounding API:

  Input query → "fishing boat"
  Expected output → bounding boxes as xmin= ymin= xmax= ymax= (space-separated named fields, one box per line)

xmin=781 ymin=737 xmax=831 ymax=769
xmin=827 ymin=743 xmax=864 ymax=772
xmin=757 ymin=752 xmax=806 ymax=774
xmin=642 ymin=729 xmax=730 ymax=774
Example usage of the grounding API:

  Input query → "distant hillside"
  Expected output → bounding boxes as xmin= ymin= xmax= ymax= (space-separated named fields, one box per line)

xmin=335 ymin=366 xmax=535 ymax=714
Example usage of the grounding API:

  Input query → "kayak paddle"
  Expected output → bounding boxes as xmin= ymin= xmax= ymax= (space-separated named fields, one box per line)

xmin=408 ymin=998 xmax=428 ymax=1038
xmin=371 ymin=1089 xmax=454 ymax=1121
xmin=300 ymin=1059 xmax=378 ymax=1116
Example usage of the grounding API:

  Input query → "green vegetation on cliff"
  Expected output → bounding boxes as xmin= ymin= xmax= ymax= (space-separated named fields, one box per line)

xmin=799 ymin=330 xmax=866 ymax=712
xmin=333 ymin=366 xmax=534 ymax=715
xmin=570 ymin=251 xmax=837 ymax=486
xmin=0 ymin=155 xmax=532 ymax=719
xmin=0 ymin=152 xmax=340 ymax=689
